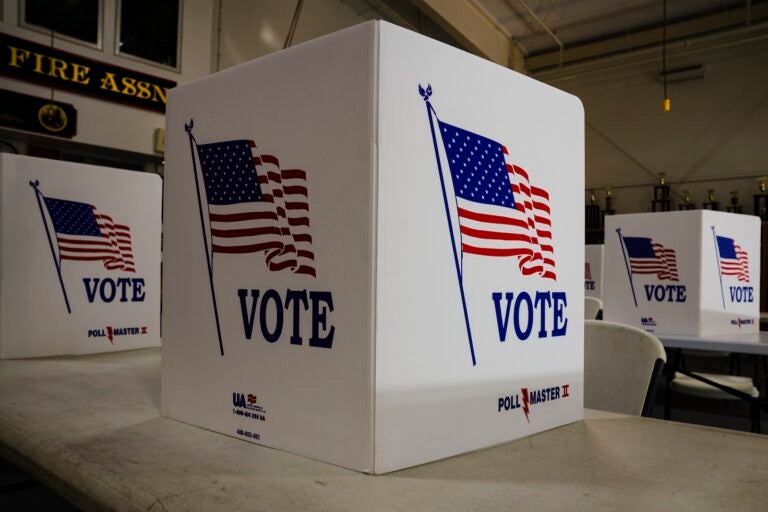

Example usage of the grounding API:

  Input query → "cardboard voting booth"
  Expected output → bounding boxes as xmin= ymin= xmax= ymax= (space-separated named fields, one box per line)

xmin=162 ymin=21 xmax=584 ymax=474
xmin=0 ymin=154 xmax=161 ymax=359
xmin=585 ymin=244 xmax=604 ymax=300
xmin=604 ymin=211 xmax=760 ymax=335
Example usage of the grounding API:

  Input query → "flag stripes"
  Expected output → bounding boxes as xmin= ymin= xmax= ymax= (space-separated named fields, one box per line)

xmin=196 ymin=139 xmax=316 ymax=277
xmin=439 ymin=120 xmax=556 ymax=281
xmin=716 ymin=235 xmax=750 ymax=282
xmin=623 ymin=236 xmax=679 ymax=281
xmin=44 ymin=197 xmax=135 ymax=272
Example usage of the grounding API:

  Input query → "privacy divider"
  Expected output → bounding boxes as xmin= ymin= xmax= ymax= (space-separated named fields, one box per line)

xmin=162 ymin=21 xmax=584 ymax=474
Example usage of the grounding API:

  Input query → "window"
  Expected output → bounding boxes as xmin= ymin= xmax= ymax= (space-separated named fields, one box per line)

xmin=21 ymin=0 xmax=102 ymax=47
xmin=117 ymin=0 xmax=180 ymax=70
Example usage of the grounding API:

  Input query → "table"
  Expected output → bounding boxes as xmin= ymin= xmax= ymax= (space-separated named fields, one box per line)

xmin=653 ymin=332 xmax=768 ymax=432
xmin=1 ymin=349 xmax=768 ymax=511
xmin=657 ymin=331 xmax=768 ymax=356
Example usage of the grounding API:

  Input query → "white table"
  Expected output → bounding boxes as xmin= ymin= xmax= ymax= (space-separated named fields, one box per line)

xmin=1 ymin=348 xmax=768 ymax=511
xmin=657 ymin=331 xmax=768 ymax=355
xmin=655 ymin=332 xmax=768 ymax=431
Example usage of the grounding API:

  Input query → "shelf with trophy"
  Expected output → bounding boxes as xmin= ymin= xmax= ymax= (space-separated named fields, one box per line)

xmin=754 ymin=177 xmax=768 ymax=221
xmin=725 ymin=190 xmax=742 ymax=213
xmin=702 ymin=189 xmax=719 ymax=210
xmin=677 ymin=189 xmax=695 ymax=210
xmin=585 ymin=186 xmax=616 ymax=244
xmin=651 ymin=173 xmax=671 ymax=212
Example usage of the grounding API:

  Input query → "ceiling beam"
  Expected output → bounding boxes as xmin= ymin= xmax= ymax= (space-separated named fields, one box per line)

xmin=527 ymin=3 xmax=768 ymax=73
xmin=409 ymin=0 xmax=525 ymax=71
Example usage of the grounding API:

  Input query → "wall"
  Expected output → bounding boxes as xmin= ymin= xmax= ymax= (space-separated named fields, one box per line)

xmin=547 ymin=33 xmax=768 ymax=215
xmin=0 ymin=0 xmax=369 ymax=156
xmin=0 ymin=0 xmax=216 ymax=156
xmin=216 ymin=0 xmax=364 ymax=70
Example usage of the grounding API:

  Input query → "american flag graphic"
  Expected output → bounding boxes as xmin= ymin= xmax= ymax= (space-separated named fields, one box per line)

xmin=623 ymin=236 xmax=679 ymax=281
xmin=716 ymin=235 xmax=750 ymax=282
xmin=43 ymin=197 xmax=135 ymax=272
xmin=196 ymin=139 xmax=315 ymax=277
xmin=585 ymin=262 xmax=592 ymax=280
xmin=438 ymin=121 xmax=556 ymax=280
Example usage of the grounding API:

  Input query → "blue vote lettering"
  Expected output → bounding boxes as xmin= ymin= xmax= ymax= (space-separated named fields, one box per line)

xmin=729 ymin=286 xmax=754 ymax=303
xmin=643 ymin=284 xmax=686 ymax=303
xmin=237 ymin=288 xmax=335 ymax=348
xmin=492 ymin=291 xmax=568 ymax=342
xmin=83 ymin=277 xmax=146 ymax=303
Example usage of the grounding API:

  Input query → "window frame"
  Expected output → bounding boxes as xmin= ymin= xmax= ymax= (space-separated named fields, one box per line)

xmin=18 ymin=0 xmax=104 ymax=51
xmin=114 ymin=0 xmax=183 ymax=73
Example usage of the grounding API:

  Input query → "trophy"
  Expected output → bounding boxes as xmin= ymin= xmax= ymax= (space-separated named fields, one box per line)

xmin=585 ymin=189 xmax=601 ymax=231
xmin=603 ymin=185 xmax=616 ymax=217
xmin=726 ymin=190 xmax=742 ymax=213
xmin=651 ymin=173 xmax=671 ymax=212
xmin=702 ymin=189 xmax=719 ymax=210
xmin=678 ymin=189 xmax=695 ymax=210
xmin=754 ymin=177 xmax=768 ymax=221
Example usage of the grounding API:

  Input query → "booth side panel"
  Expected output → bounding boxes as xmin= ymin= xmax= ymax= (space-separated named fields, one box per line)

xmin=162 ymin=22 xmax=378 ymax=472
xmin=0 ymin=154 xmax=161 ymax=358
xmin=374 ymin=22 xmax=585 ymax=474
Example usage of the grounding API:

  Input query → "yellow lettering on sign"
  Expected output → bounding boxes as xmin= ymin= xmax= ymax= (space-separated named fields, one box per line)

xmin=100 ymin=72 xmax=119 ymax=92
xmin=121 ymin=76 xmax=137 ymax=96
xmin=151 ymin=84 xmax=167 ymax=104
xmin=48 ymin=57 xmax=68 ymax=79
xmin=136 ymin=80 xmax=151 ymax=99
xmin=70 ymin=63 xmax=90 ymax=85
xmin=8 ymin=46 xmax=31 ymax=68
xmin=33 ymin=53 xmax=45 ymax=74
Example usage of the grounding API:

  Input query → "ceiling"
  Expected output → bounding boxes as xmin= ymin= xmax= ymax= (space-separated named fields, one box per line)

xmin=340 ymin=0 xmax=767 ymax=73
xmin=474 ymin=0 xmax=757 ymax=55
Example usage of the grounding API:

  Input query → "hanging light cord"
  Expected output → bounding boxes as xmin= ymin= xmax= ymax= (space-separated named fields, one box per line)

xmin=662 ymin=0 xmax=668 ymax=108
xmin=283 ymin=0 xmax=304 ymax=49
xmin=49 ymin=6 xmax=55 ymax=101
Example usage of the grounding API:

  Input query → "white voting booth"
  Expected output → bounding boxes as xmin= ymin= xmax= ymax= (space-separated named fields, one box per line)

xmin=162 ymin=21 xmax=584 ymax=474
xmin=604 ymin=211 xmax=760 ymax=336
xmin=0 ymin=154 xmax=161 ymax=358
xmin=585 ymin=244 xmax=604 ymax=300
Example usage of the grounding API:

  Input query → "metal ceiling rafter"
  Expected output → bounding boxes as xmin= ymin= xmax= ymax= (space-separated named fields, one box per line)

xmin=408 ymin=0 xmax=525 ymax=70
xmin=517 ymin=0 xmax=564 ymax=66
xmin=526 ymin=2 xmax=768 ymax=73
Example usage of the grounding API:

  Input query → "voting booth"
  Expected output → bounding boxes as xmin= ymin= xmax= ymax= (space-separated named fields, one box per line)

xmin=0 ymin=154 xmax=161 ymax=359
xmin=162 ymin=21 xmax=584 ymax=474
xmin=585 ymin=244 xmax=604 ymax=300
xmin=604 ymin=211 xmax=760 ymax=335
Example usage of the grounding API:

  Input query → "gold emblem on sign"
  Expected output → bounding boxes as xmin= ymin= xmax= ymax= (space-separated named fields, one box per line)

xmin=37 ymin=103 xmax=68 ymax=133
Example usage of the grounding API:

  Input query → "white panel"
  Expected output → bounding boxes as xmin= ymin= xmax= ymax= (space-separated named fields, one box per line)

xmin=162 ymin=22 xmax=376 ymax=472
xmin=0 ymin=154 xmax=161 ymax=358
xmin=585 ymin=244 xmax=603 ymax=299
xmin=375 ymin=22 xmax=584 ymax=473
xmin=604 ymin=211 xmax=759 ymax=336
xmin=699 ymin=210 xmax=760 ymax=334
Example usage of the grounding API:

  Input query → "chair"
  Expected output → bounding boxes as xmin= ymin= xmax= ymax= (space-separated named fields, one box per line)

xmin=666 ymin=367 xmax=760 ymax=432
xmin=584 ymin=320 xmax=666 ymax=416
xmin=584 ymin=296 xmax=602 ymax=320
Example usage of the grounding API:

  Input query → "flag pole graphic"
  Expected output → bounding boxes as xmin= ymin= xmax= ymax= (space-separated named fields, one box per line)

xmin=711 ymin=226 xmax=726 ymax=309
xmin=420 ymin=84 xmax=476 ymax=366
xmin=186 ymin=120 xmax=225 ymax=356
xmin=616 ymin=228 xmax=638 ymax=307
xmin=29 ymin=180 xmax=71 ymax=314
